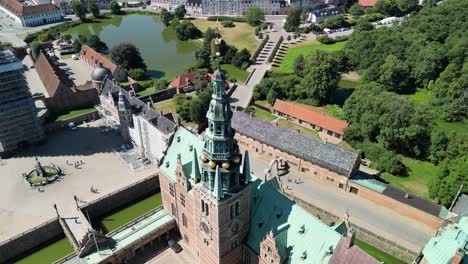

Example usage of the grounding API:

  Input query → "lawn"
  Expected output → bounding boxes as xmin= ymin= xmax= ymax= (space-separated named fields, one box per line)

xmin=100 ymin=192 xmax=162 ymax=233
xmin=137 ymin=86 xmax=157 ymax=97
xmin=154 ymin=98 xmax=178 ymax=115
xmin=15 ymin=237 xmax=74 ymax=264
xmin=381 ymin=156 xmax=441 ymax=199
xmin=435 ymin=118 xmax=468 ymax=138
xmin=277 ymin=119 xmax=320 ymax=139
xmin=221 ymin=64 xmax=249 ymax=83
xmin=192 ymin=19 xmax=259 ymax=53
xmin=273 ymin=41 xmax=346 ymax=74
xmin=254 ymin=108 xmax=277 ymax=122
xmin=54 ymin=107 xmax=96 ymax=122
xmin=409 ymin=89 xmax=431 ymax=104
xmin=354 ymin=239 xmax=407 ymax=264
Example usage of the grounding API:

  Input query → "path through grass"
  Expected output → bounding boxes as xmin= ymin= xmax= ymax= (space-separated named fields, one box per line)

xmin=100 ymin=192 xmax=162 ymax=233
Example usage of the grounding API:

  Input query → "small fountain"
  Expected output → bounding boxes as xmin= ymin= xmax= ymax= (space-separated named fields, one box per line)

xmin=24 ymin=157 xmax=63 ymax=187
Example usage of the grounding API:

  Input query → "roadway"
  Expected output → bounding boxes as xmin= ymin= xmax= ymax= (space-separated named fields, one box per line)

xmin=248 ymin=154 xmax=437 ymax=252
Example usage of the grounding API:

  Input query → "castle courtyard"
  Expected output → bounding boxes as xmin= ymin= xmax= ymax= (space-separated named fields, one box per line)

xmin=0 ymin=119 xmax=157 ymax=241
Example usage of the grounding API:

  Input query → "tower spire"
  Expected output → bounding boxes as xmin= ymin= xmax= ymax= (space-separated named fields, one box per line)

xmin=242 ymin=150 xmax=251 ymax=183
xmin=191 ymin=148 xmax=201 ymax=182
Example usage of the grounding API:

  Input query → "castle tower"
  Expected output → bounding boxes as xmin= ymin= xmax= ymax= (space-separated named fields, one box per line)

xmin=117 ymin=90 xmax=133 ymax=145
xmin=195 ymin=68 xmax=251 ymax=264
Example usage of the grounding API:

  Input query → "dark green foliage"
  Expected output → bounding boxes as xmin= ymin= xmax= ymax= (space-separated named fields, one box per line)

xmin=298 ymin=50 xmax=340 ymax=105
xmin=88 ymin=0 xmax=99 ymax=17
xmin=38 ymin=32 xmax=53 ymax=42
xmin=429 ymin=155 xmax=467 ymax=207
xmin=30 ymin=42 xmax=41 ymax=59
xmin=353 ymin=141 xmax=407 ymax=175
xmin=316 ymin=35 xmax=336 ymax=44
xmin=23 ymin=21 xmax=81 ymax=43
xmin=154 ymin=79 xmax=168 ymax=91
xmin=344 ymin=84 xmax=432 ymax=158
xmin=349 ymin=3 xmax=365 ymax=17
xmin=110 ymin=0 xmax=121 ymax=14
xmin=128 ymin=68 xmax=145 ymax=80
xmin=377 ymin=54 xmax=412 ymax=93
xmin=160 ymin=8 xmax=173 ymax=26
xmin=253 ymin=74 xmax=301 ymax=102
xmin=175 ymin=21 xmax=202 ymax=41
xmin=292 ymin=54 xmax=305 ymax=77
xmin=207 ymin=16 xmax=246 ymax=22
xmin=244 ymin=7 xmax=265 ymax=26
xmin=62 ymin=34 xmax=72 ymax=41
xmin=70 ymin=0 xmax=86 ymax=22
xmin=174 ymin=94 xmax=192 ymax=121
xmin=110 ymin=43 xmax=147 ymax=70
xmin=203 ymin=28 xmax=219 ymax=43
xmin=231 ymin=48 xmax=251 ymax=68
xmin=252 ymin=34 xmax=269 ymax=62
xmin=221 ymin=20 xmax=234 ymax=28
xmin=190 ymin=86 xmax=213 ymax=124
xmin=194 ymin=42 xmax=211 ymax=69
xmin=174 ymin=5 xmax=187 ymax=20
xmin=267 ymin=36 xmax=283 ymax=63
xmin=321 ymin=15 xmax=349 ymax=29
xmin=73 ymin=39 xmax=82 ymax=53
xmin=284 ymin=7 xmax=301 ymax=32
xmin=87 ymin=35 xmax=108 ymax=51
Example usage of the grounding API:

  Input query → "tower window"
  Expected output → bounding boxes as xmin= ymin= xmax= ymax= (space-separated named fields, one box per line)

xmin=182 ymin=213 xmax=187 ymax=228
xmin=235 ymin=201 xmax=240 ymax=216
xmin=171 ymin=203 xmax=177 ymax=216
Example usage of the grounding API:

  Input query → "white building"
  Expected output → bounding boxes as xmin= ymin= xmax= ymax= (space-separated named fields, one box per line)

xmin=0 ymin=0 xmax=62 ymax=27
xmin=97 ymin=76 xmax=176 ymax=164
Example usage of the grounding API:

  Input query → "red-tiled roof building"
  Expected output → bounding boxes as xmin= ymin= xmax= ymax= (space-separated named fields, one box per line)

xmin=0 ymin=0 xmax=62 ymax=27
xmin=169 ymin=71 xmax=212 ymax=93
xmin=359 ymin=0 xmax=378 ymax=7
xmin=273 ymin=99 xmax=348 ymax=139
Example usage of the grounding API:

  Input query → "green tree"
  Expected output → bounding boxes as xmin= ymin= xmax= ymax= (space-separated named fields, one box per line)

xmin=194 ymin=43 xmax=212 ymax=69
xmin=221 ymin=20 xmax=234 ymax=28
xmin=397 ymin=0 xmax=418 ymax=13
xmin=87 ymin=35 xmax=108 ymax=51
xmin=349 ymin=3 xmax=364 ymax=17
xmin=73 ymin=39 xmax=82 ymax=53
xmin=30 ymin=42 xmax=41 ymax=59
xmin=378 ymin=54 xmax=412 ymax=93
xmin=154 ymin=79 xmax=168 ymax=91
xmin=292 ymin=54 xmax=305 ymax=77
xmin=298 ymin=50 xmax=340 ymax=105
xmin=88 ymin=0 xmax=100 ymax=17
xmin=174 ymin=94 xmax=192 ymax=121
xmin=128 ymin=68 xmax=145 ymax=80
xmin=175 ymin=21 xmax=202 ymax=40
xmin=190 ymin=86 xmax=213 ymax=124
xmin=70 ymin=0 xmax=86 ymax=22
xmin=321 ymin=15 xmax=348 ymax=29
xmin=284 ymin=6 xmax=301 ymax=32
xmin=110 ymin=0 xmax=121 ymax=14
xmin=160 ymin=9 xmax=172 ymax=26
xmin=174 ymin=5 xmax=187 ymax=20
xmin=244 ymin=7 xmax=265 ymax=26
xmin=204 ymin=28 xmax=219 ymax=42
xmin=110 ymin=43 xmax=147 ymax=70
xmin=231 ymin=48 xmax=251 ymax=68
xmin=62 ymin=34 xmax=72 ymax=41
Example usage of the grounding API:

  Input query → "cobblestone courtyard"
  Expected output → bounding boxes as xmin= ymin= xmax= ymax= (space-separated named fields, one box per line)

xmin=0 ymin=120 xmax=156 ymax=242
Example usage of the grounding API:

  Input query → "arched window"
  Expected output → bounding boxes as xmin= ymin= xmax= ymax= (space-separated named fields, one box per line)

xmin=171 ymin=203 xmax=177 ymax=216
xmin=182 ymin=213 xmax=187 ymax=228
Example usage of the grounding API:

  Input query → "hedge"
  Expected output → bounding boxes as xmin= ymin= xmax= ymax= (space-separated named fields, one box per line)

xmin=24 ymin=20 xmax=81 ymax=43
xmin=267 ymin=36 xmax=283 ymax=63
xmin=251 ymin=34 xmax=269 ymax=62
xmin=207 ymin=16 xmax=246 ymax=22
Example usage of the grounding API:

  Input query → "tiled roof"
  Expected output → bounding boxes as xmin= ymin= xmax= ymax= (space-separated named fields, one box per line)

xmin=34 ymin=51 xmax=74 ymax=97
xmin=232 ymin=111 xmax=359 ymax=177
xmin=273 ymin=99 xmax=348 ymax=135
xmin=358 ymin=0 xmax=377 ymax=7
xmin=169 ymin=71 xmax=211 ymax=90
xmin=452 ymin=194 xmax=468 ymax=217
xmin=100 ymin=78 xmax=175 ymax=135
xmin=382 ymin=186 xmax=441 ymax=217
xmin=0 ymin=0 xmax=58 ymax=17
xmin=329 ymin=238 xmax=380 ymax=264
xmin=247 ymin=177 xmax=342 ymax=263
xmin=81 ymin=45 xmax=117 ymax=73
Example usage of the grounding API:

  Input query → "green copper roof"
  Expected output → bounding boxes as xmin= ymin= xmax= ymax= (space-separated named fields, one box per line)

xmin=350 ymin=173 xmax=387 ymax=193
xmin=422 ymin=217 xmax=468 ymax=264
xmin=246 ymin=177 xmax=342 ymax=264
xmin=160 ymin=127 xmax=204 ymax=182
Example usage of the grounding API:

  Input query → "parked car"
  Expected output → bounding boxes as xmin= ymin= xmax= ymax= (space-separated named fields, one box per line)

xmin=168 ymin=239 xmax=182 ymax=253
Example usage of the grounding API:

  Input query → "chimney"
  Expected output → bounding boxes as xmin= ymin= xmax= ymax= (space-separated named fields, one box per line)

xmin=147 ymin=102 xmax=153 ymax=109
xmin=344 ymin=229 xmax=355 ymax=249
xmin=451 ymin=248 xmax=463 ymax=264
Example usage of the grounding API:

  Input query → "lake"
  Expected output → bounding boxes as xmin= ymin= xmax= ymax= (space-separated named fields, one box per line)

xmin=67 ymin=14 xmax=200 ymax=80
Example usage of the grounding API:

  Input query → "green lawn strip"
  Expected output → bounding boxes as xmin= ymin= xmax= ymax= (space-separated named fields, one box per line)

xmin=408 ymin=89 xmax=431 ymax=104
xmin=100 ymin=192 xmax=162 ymax=233
xmin=338 ymin=79 xmax=360 ymax=89
xmin=55 ymin=107 xmax=96 ymax=121
xmin=254 ymin=108 xmax=277 ymax=122
xmin=136 ymin=86 xmax=156 ymax=96
xmin=154 ymin=98 xmax=177 ymax=115
xmin=15 ymin=237 xmax=74 ymax=264
xmin=435 ymin=118 xmax=468 ymax=138
xmin=274 ymin=41 xmax=346 ymax=74
xmin=277 ymin=119 xmax=320 ymax=139
xmin=254 ymin=100 xmax=273 ymax=109
xmin=221 ymin=64 xmax=249 ymax=83
xmin=354 ymin=239 xmax=407 ymax=264
xmin=381 ymin=156 xmax=440 ymax=199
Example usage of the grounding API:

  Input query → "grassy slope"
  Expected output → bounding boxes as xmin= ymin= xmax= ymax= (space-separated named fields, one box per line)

xmin=355 ymin=239 xmax=407 ymax=264
xmin=100 ymin=192 xmax=162 ymax=233
xmin=192 ymin=19 xmax=259 ymax=53
xmin=273 ymin=41 xmax=346 ymax=74
xmin=16 ymin=237 xmax=74 ymax=264
xmin=221 ymin=64 xmax=249 ymax=83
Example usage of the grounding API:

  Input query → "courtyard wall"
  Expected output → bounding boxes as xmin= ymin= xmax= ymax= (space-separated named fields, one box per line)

xmin=80 ymin=174 xmax=160 ymax=221
xmin=0 ymin=218 xmax=63 ymax=263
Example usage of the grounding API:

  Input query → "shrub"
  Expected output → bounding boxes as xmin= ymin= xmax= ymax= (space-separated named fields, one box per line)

xmin=267 ymin=36 xmax=283 ymax=63
xmin=251 ymin=34 xmax=269 ymax=62
xmin=317 ymin=35 xmax=336 ymax=44
xmin=207 ymin=16 xmax=246 ymax=22
xmin=128 ymin=68 xmax=145 ymax=80
xmin=221 ymin=20 xmax=234 ymax=27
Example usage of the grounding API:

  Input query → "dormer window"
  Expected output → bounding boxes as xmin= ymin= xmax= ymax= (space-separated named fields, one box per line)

xmin=299 ymin=225 xmax=305 ymax=234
